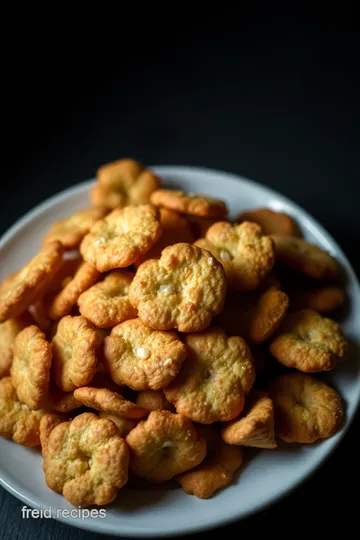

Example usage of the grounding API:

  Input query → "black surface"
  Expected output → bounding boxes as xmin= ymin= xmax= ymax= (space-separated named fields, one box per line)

xmin=1 ymin=26 xmax=360 ymax=540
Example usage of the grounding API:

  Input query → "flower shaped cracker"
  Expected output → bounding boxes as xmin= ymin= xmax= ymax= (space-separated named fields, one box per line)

xmin=51 ymin=315 xmax=100 ymax=391
xmin=78 ymin=270 xmax=137 ymax=328
xmin=129 ymin=243 xmax=226 ymax=332
xmin=80 ymin=205 xmax=162 ymax=271
xmin=126 ymin=410 xmax=206 ymax=482
xmin=270 ymin=309 xmax=347 ymax=372
xmin=103 ymin=318 xmax=187 ymax=390
xmin=164 ymin=328 xmax=256 ymax=423
xmin=91 ymin=158 xmax=161 ymax=210
xmin=11 ymin=325 xmax=52 ymax=410
xmin=150 ymin=189 xmax=227 ymax=218
xmin=268 ymin=373 xmax=343 ymax=443
xmin=43 ymin=412 xmax=129 ymax=506
xmin=43 ymin=208 xmax=106 ymax=249
xmin=221 ymin=390 xmax=277 ymax=448
xmin=0 ymin=241 xmax=64 ymax=322
xmin=195 ymin=221 xmax=275 ymax=292
xmin=0 ymin=377 xmax=46 ymax=447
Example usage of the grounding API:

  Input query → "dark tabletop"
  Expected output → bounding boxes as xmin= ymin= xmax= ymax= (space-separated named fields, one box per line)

xmin=1 ymin=24 xmax=359 ymax=540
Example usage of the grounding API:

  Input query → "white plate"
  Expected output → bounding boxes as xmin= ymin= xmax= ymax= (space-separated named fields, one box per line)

xmin=1 ymin=166 xmax=359 ymax=537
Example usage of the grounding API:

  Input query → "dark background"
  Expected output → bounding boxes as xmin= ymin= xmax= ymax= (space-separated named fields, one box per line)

xmin=1 ymin=23 xmax=359 ymax=540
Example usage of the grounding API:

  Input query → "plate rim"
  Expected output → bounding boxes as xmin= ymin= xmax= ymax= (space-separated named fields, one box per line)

xmin=1 ymin=165 xmax=359 ymax=537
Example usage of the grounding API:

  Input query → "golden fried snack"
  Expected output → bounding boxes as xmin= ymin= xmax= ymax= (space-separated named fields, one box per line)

xmin=129 ymin=243 xmax=226 ymax=332
xmin=271 ymin=235 xmax=339 ymax=280
xmin=80 ymin=205 xmax=162 ymax=271
xmin=73 ymin=386 xmax=147 ymax=420
xmin=40 ymin=412 xmax=68 ymax=458
xmin=0 ymin=314 xmax=32 ymax=377
xmin=51 ymin=315 xmax=100 ymax=392
xmin=91 ymin=158 xmax=161 ymax=210
xmin=43 ymin=412 xmax=129 ymax=506
xmin=150 ymin=189 xmax=227 ymax=218
xmin=49 ymin=262 xmax=101 ymax=320
xmin=78 ymin=270 xmax=137 ymax=328
xmin=221 ymin=390 xmax=277 ymax=448
xmin=288 ymin=285 xmax=345 ymax=313
xmin=164 ymin=328 xmax=255 ymax=423
xmin=270 ymin=309 xmax=347 ymax=372
xmin=98 ymin=411 xmax=137 ymax=437
xmin=46 ymin=385 xmax=82 ymax=413
xmin=103 ymin=318 xmax=187 ymax=390
xmin=0 ymin=241 xmax=64 ymax=322
xmin=0 ymin=377 xmax=46 ymax=446
xmin=126 ymin=410 xmax=206 ymax=482
xmin=43 ymin=208 xmax=106 ymax=249
xmin=11 ymin=325 xmax=52 ymax=410
xmin=195 ymin=221 xmax=275 ymax=291
xmin=237 ymin=208 xmax=301 ymax=237
xmin=268 ymin=373 xmax=343 ymax=443
xmin=135 ymin=208 xmax=194 ymax=267
xmin=136 ymin=390 xmax=173 ymax=411
xmin=176 ymin=425 xmax=243 ymax=499
xmin=248 ymin=287 xmax=289 ymax=343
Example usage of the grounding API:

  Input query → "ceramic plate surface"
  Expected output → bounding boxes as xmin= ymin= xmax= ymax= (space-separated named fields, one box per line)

xmin=1 ymin=166 xmax=359 ymax=537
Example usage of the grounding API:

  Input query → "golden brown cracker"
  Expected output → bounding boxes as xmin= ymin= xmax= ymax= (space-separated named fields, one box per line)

xmin=269 ymin=309 xmax=347 ymax=372
xmin=78 ymin=270 xmax=137 ymax=328
xmin=126 ymin=410 xmax=206 ymax=482
xmin=80 ymin=205 xmax=162 ymax=271
xmin=91 ymin=158 xmax=161 ymax=210
xmin=0 ymin=241 xmax=64 ymax=322
xmin=43 ymin=412 xmax=129 ymax=506
xmin=103 ymin=318 xmax=187 ymax=390
xmin=43 ymin=208 xmax=106 ymax=249
xmin=73 ymin=386 xmax=147 ymax=420
xmin=11 ymin=325 xmax=52 ymax=410
xmin=195 ymin=221 xmax=275 ymax=291
xmin=51 ymin=315 xmax=100 ymax=392
xmin=164 ymin=328 xmax=255 ymax=423
xmin=0 ymin=377 xmax=46 ymax=447
xmin=150 ymin=189 xmax=227 ymax=218
xmin=268 ymin=373 xmax=343 ymax=443
xmin=129 ymin=243 xmax=227 ymax=332
xmin=221 ymin=390 xmax=277 ymax=448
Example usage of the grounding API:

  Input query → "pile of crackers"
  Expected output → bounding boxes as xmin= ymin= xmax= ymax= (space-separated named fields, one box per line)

xmin=0 ymin=159 xmax=347 ymax=505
